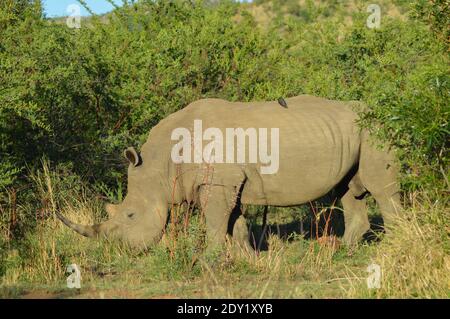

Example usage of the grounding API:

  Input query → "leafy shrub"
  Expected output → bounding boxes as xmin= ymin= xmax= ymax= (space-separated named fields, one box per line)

xmin=410 ymin=0 xmax=450 ymax=48
xmin=0 ymin=0 xmax=284 ymax=192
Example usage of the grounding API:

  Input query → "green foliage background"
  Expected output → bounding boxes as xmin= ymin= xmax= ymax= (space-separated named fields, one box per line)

xmin=0 ymin=0 xmax=448 ymax=264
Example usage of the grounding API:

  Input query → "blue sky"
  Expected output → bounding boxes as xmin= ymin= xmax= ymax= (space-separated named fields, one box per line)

xmin=43 ymin=1 xmax=251 ymax=17
xmin=43 ymin=0 xmax=124 ymax=17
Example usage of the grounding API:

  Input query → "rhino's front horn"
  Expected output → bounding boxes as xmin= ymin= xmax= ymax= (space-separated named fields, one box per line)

xmin=56 ymin=212 xmax=101 ymax=238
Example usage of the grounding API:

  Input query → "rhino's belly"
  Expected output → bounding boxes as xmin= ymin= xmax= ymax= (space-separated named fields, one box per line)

xmin=240 ymin=174 xmax=340 ymax=206
xmin=240 ymin=148 xmax=358 ymax=206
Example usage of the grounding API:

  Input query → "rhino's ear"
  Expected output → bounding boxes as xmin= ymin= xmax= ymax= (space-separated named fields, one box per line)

xmin=124 ymin=147 xmax=141 ymax=167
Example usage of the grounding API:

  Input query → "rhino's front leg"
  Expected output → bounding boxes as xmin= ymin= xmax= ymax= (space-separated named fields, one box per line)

xmin=199 ymin=184 xmax=238 ymax=253
xmin=341 ymin=191 xmax=370 ymax=245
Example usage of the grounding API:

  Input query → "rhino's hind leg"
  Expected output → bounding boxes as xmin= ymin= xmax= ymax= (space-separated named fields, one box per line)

xmin=359 ymin=132 xmax=402 ymax=232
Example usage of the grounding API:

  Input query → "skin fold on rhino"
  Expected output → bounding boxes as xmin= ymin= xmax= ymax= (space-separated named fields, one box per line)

xmin=57 ymin=95 xmax=401 ymax=252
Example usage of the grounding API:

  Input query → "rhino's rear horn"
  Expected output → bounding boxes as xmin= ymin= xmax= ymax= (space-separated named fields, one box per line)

xmin=124 ymin=147 xmax=142 ymax=167
xmin=55 ymin=212 xmax=98 ymax=238
xmin=105 ymin=203 xmax=119 ymax=218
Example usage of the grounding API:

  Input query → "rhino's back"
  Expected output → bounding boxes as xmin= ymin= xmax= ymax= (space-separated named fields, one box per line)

xmin=144 ymin=95 xmax=363 ymax=206
xmin=179 ymin=95 xmax=360 ymax=127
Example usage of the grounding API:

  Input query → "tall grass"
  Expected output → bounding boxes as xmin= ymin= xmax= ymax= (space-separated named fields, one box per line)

xmin=0 ymin=161 xmax=137 ymax=288
xmin=372 ymin=193 xmax=449 ymax=298
xmin=343 ymin=192 xmax=450 ymax=298
xmin=1 ymin=162 xmax=449 ymax=298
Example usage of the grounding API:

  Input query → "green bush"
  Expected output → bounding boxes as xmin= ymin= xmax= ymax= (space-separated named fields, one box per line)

xmin=410 ymin=0 xmax=450 ymax=48
xmin=0 ymin=0 xmax=285 ymax=193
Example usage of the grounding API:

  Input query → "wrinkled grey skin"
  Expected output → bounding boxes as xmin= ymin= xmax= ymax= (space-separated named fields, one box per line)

xmin=58 ymin=95 xmax=401 ymax=251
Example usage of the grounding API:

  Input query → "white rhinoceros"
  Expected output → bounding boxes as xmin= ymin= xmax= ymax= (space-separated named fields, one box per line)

xmin=58 ymin=95 xmax=401 ymax=251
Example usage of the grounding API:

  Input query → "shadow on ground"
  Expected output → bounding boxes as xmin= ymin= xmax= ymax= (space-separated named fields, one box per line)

xmin=248 ymin=211 xmax=385 ymax=251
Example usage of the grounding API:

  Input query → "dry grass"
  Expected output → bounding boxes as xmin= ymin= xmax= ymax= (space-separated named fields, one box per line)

xmin=343 ymin=192 xmax=450 ymax=298
xmin=371 ymin=193 xmax=449 ymax=298
xmin=1 ymin=163 xmax=449 ymax=299
xmin=1 ymin=161 xmax=133 ymax=288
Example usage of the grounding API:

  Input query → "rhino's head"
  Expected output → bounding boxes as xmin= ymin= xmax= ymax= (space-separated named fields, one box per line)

xmin=57 ymin=147 xmax=168 ymax=249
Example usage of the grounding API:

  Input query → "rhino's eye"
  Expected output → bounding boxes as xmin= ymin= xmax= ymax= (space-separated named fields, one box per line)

xmin=127 ymin=212 xmax=135 ymax=219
